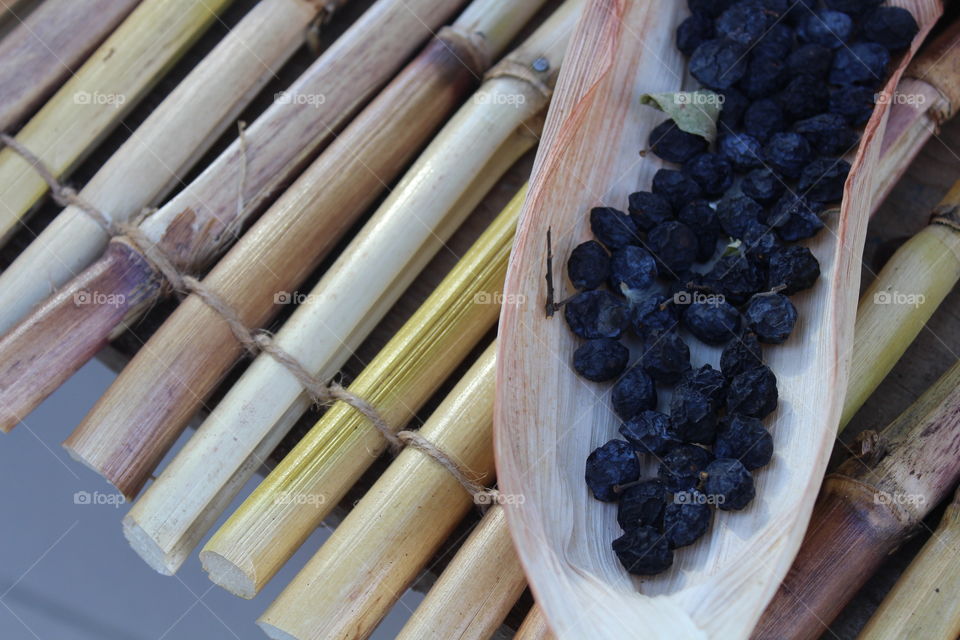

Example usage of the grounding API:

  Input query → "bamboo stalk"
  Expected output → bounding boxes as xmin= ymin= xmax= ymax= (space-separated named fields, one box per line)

xmin=841 ymin=183 xmax=960 ymax=428
xmin=0 ymin=0 xmax=140 ymax=132
xmin=0 ymin=0 xmax=235 ymax=242
xmin=198 ymin=183 xmax=529 ymax=598
xmin=856 ymin=485 xmax=960 ymax=640
xmin=118 ymin=0 xmax=542 ymax=574
xmin=755 ymin=358 xmax=960 ymax=640
xmin=257 ymin=342 xmax=497 ymax=640
xmin=396 ymin=505 xmax=527 ymax=640
xmin=0 ymin=0 xmax=467 ymax=436
xmin=198 ymin=1 xmax=579 ymax=596
xmin=0 ymin=0 xmax=341 ymax=337
xmin=0 ymin=0 xmax=32 ymax=30
xmin=515 ymin=605 xmax=555 ymax=640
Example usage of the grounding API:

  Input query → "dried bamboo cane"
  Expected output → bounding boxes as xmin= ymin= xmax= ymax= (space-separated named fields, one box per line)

xmin=0 ymin=0 xmax=466 ymax=435
xmin=0 ymin=0 xmax=234 ymax=242
xmin=257 ymin=342 xmax=497 ymax=640
xmin=198 ymin=183 xmax=529 ymax=598
xmin=856 ymin=485 xmax=960 ymax=640
xmin=198 ymin=1 xmax=579 ymax=596
xmin=0 ymin=0 xmax=140 ymax=132
xmin=396 ymin=505 xmax=527 ymax=640
xmin=119 ymin=0 xmax=542 ymax=574
xmin=755 ymin=358 xmax=960 ymax=640
xmin=515 ymin=605 xmax=555 ymax=640
xmin=0 ymin=0 xmax=343 ymax=337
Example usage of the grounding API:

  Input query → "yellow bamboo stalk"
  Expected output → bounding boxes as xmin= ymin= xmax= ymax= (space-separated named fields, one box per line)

xmin=257 ymin=342 xmax=497 ymax=640
xmin=200 ymin=183 xmax=528 ymax=598
xmin=396 ymin=505 xmax=527 ymax=640
xmin=0 ymin=0 xmax=233 ymax=243
xmin=515 ymin=605 xmax=556 ymax=640
xmin=855 ymin=485 xmax=960 ymax=640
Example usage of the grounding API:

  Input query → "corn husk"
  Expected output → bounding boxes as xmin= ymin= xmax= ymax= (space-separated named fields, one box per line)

xmin=493 ymin=1 xmax=942 ymax=638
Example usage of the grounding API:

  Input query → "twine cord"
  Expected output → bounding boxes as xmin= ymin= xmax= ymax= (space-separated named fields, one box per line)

xmin=0 ymin=132 xmax=497 ymax=504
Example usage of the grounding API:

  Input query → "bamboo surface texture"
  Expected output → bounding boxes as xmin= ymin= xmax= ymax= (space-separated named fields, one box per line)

xmin=0 ymin=0 xmax=234 ymax=243
xmin=0 ymin=0 xmax=335 ymax=337
xmin=856 ymin=486 xmax=960 ymax=640
xmin=396 ymin=505 xmax=527 ymax=640
xmin=0 ymin=0 xmax=140 ymax=132
xmin=257 ymin=343 xmax=497 ymax=640
xmin=119 ymin=0 xmax=542 ymax=575
xmin=755 ymin=357 xmax=960 ymax=640
xmin=199 ymin=185 xmax=529 ymax=597
xmin=493 ymin=1 xmax=942 ymax=639
xmin=514 ymin=605 xmax=555 ymax=640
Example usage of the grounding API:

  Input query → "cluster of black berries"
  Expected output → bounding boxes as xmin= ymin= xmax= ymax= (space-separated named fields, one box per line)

xmin=572 ymin=0 xmax=916 ymax=576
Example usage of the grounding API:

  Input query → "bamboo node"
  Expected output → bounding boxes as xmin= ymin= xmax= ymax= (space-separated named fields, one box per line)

xmin=437 ymin=25 xmax=491 ymax=76
xmin=852 ymin=429 xmax=888 ymax=467
xmin=931 ymin=203 xmax=960 ymax=231
xmin=484 ymin=58 xmax=553 ymax=100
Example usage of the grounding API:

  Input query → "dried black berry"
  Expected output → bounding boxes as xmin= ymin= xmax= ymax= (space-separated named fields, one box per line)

xmin=564 ymin=290 xmax=629 ymax=339
xmin=631 ymin=296 xmax=678 ymax=340
xmin=716 ymin=3 xmax=771 ymax=46
xmin=741 ymin=55 xmax=788 ymax=100
xmin=628 ymin=191 xmax=673 ymax=231
xmin=612 ymin=525 xmax=673 ymax=575
xmin=648 ymin=119 xmax=709 ymax=164
xmin=717 ymin=132 xmax=764 ymax=172
xmin=769 ymin=193 xmax=825 ymax=242
xmin=590 ymin=206 xmax=638 ymax=250
xmin=678 ymin=200 xmax=720 ymax=262
xmin=741 ymin=168 xmax=785 ymax=206
xmin=829 ymin=84 xmax=876 ymax=125
xmin=663 ymin=499 xmax=712 ymax=548
xmin=688 ymin=0 xmax=736 ymax=16
xmin=726 ymin=364 xmax=778 ymax=418
xmin=798 ymin=157 xmax=851 ymax=203
xmin=777 ymin=75 xmax=829 ymax=121
xmin=684 ymin=153 xmax=733 ymax=197
xmin=830 ymin=42 xmax=891 ymax=86
xmin=716 ymin=194 xmax=764 ymax=239
xmin=824 ymin=0 xmax=882 ymax=15
xmin=786 ymin=44 xmax=834 ymax=80
xmin=678 ymin=364 xmax=727 ymax=408
xmin=677 ymin=13 xmax=715 ymax=56
xmin=793 ymin=113 xmax=859 ymax=156
xmin=743 ymin=98 xmax=785 ymax=142
xmin=620 ymin=410 xmax=680 ymax=455
xmin=690 ymin=38 xmax=749 ymax=90
xmin=719 ymin=88 xmax=749 ymax=129
xmin=754 ymin=23 xmax=794 ymax=59
xmin=741 ymin=221 xmax=783 ymax=265
xmin=744 ymin=292 xmax=798 ymax=343
xmin=585 ymin=439 xmax=640 ymax=502
xmin=862 ymin=6 xmax=918 ymax=51
xmin=702 ymin=458 xmax=756 ymax=510
xmin=798 ymin=10 xmax=853 ymax=49
xmin=611 ymin=367 xmax=657 ymax=420
xmin=647 ymin=221 xmax=699 ymax=275
xmin=720 ymin=330 xmax=764 ymax=378
xmin=670 ymin=386 xmax=718 ymax=444
xmin=573 ymin=338 xmax=629 ymax=382
xmin=617 ymin=480 xmax=667 ymax=531
xmin=652 ymin=169 xmax=703 ymax=209
xmin=641 ymin=331 xmax=691 ymax=384
xmin=683 ymin=300 xmax=741 ymax=345
xmin=764 ymin=132 xmax=813 ymax=179
xmin=704 ymin=252 xmax=764 ymax=305
xmin=658 ymin=444 xmax=713 ymax=492
xmin=767 ymin=245 xmax=820 ymax=294
xmin=567 ymin=240 xmax=610 ymax=290
xmin=609 ymin=246 xmax=658 ymax=294
xmin=715 ymin=414 xmax=774 ymax=470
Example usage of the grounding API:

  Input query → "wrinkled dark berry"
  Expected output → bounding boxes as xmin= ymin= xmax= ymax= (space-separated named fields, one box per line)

xmin=658 ymin=444 xmax=713 ymax=492
xmin=743 ymin=98 xmax=785 ymax=142
xmin=786 ymin=44 xmax=834 ymax=79
xmin=677 ymin=13 xmax=715 ymax=56
xmin=573 ymin=338 xmax=629 ymax=382
xmin=798 ymin=158 xmax=850 ymax=203
xmin=683 ymin=300 xmax=741 ymax=345
xmin=585 ymin=439 xmax=640 ymax=502
xmin=720 ymin=331 xmax=764 ymax=378
xmin=719 ymin=88 xmax=749 ymax=129
xmin=684 ymin=153 xmax=733 ymax=197
xmin=564 ymin=290 xmax=629 ymax=339
xmin=717 ymin=132 xmax=764 ymax=172
xmin=612 ymin=525 xmax=673 ymax=575
xmin=798 ymin=10 xmax=853 ymax=49
xmin=824 ymin=0 xmax=882 ymax=15
xmin=863 ymin=7 xmax=918 ymax=51
xmin=670 ymin=386 xmax=718 ymax=444
xmin=678 ymin=364 xmax=727 ymax=408
xmin=794 ymin=113 xmax=859 ymax=155
xmin=617 ymin=480 xmax=667 ymax=531
xmin=611 ymin=367 xmax=657 ymax=420
xmin=745 ymin=292 xmax=798 ymax=343
xmin=716 ymin=3 xmax=770 ymax=46
xmin=688 ymin=0 xmax=737 ymax=17
xmin=678 ymin=200 xmax=720 ymax=262
xmin=830 ymin=42 xmax=891 ymax=86
xmin=641 ymin=331 xmax=691 ymax=384
xmin=777 ymin=75 xmax=829 ymax=121
xmin=704 ymin=252 xmax=764 ymax=304
xmin=769 ymin=193 xmax=825 ymax=242
xmin=628 ymin=191 xmax=673 ymax=231
xmin=741 ymin=221 xmax=783 ymax=265
xmin=739 ymin=55 xmax=787 ymax=100
xmin=715 ymin=414 xmax=774 ymax=470
xmin=767 ymin=245 xmax=820 ymax=294
xmin=631 ymin=295 xmax=679 ymax=340
xmin=567 ymin=240 xmax=610 ymax=290
xmin=648 ymin=119 xmax=709 ymax=164
xmin=590 ymin=206 xmax=638 ymax=250
xmin=652 ymin=169 xmax=703 ymax=209
xmin=754 ymin=23 xmax=794 ymax=59
xmin=647 ymin=221 xmax=699 ymax=275
xmin=726 ymin=364 xmax=778 ymax=418
xmin=620 ymin=410 xmax=680 ymax=455
xmin=609 ymin=246 xmax=658 ymax=294
xmin=690 ymin=39 xmax=748 ymax=90
xmin=702 ymin=458 xmax=756 ymax=510
xmin=764 ymin=132 xmax=813 ymax=179
xmin=829 ymin=84 xmax=876 ymax=125
xmin=663 ymin=499 xmax=712 ymax=548
xmin=716 ymin=194 xmax=764 ymax=239
xmin=741 ymin=168 xmax=785 ymax=206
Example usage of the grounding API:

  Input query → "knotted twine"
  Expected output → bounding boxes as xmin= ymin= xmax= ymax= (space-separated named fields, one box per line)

xmin=0 ymin=131 xmax=499 ymax=505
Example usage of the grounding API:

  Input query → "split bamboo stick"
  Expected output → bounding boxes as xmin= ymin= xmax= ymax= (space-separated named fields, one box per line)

xmin=755 ymin=357 xmax=960 ymax=640
xmin=0 ymin=0 xmax=140 ymax=132
xmin=396 ymin=505 xmax=527 ymax=640
xmin=257 ymin=342 xmax=497 ymax=640
xmin=0 ymin=0 xmax=466 ymax=436
xmin=0 ymin=0 xmax=235 ymax=242
xmin=0 ymin=0 xmax=343 ymax=337
xmin=198 ymin=0 xmax=580 ymax=596
xmin=515 ymin=605 xmax=555 ymax=640
xmin=198 ymin=183 xmax=529 ymax=598
xmin=119 ymin=0 xmax=543 ymax=574
xmin=856 ymin=485 xmax=960 ymax=640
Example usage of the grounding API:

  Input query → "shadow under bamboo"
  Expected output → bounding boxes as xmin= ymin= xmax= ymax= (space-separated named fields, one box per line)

xmin=257 ymin=343 xmax=497 ymax=640
xmin=0 ymin=0 xmax=234 ymax=242
xmin=0 ymin=0 xmax=140 ymax=132
xmin=856 ymin=485 xmax=960 ymax=640
xmin=118 ymin=0 xmax=542 ymax=575
xmin=0 ymin=0 xmax=342 ymax=338
xmin=0 ymin=0 xmax=465 ymax=438
xmin=755 ymin=357 xmax=960 ymax=640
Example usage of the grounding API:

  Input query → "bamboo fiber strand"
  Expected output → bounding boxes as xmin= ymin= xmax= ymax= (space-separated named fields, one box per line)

xmin=0 ymin=0 xmax=234 ymax=243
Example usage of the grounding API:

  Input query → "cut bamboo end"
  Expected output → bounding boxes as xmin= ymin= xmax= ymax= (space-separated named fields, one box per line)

xmin=515 ymin=605 xmax=555 ymax=640
xmin=200 ymin=551 xmax=258 ymax=600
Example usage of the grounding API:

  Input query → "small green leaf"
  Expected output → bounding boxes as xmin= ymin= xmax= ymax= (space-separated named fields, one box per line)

xmin=640 ymin=91 xmax=723 ymax=143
